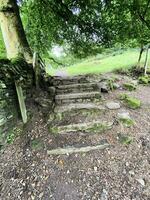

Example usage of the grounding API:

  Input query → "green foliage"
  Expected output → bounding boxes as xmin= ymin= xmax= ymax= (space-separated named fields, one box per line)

xmin=138 ymin=75 xmax=150 ymax=84
xmin=86 ymin=123 xmax=112 ymax=133
xmin=6 ymin=127 xmax=22 ymax=144
xmin=119 ymin=118 xmax=134 ymax=128
xmin=0 ymin=29 xmax=6 ymax=59
xmin=31 ymin=139 xmax=43 ymax=150
xmin=47 ymin=49 xmax=146 ymax=76
xmin=119 ymin=93 xmax=128 ymax=100
xmin=107 ymin=79 xmax=116 ymax=91
xmin=21 ymin=0 xmax=150 ymax=57
xmin=118 ymin=134 xmax=133 ymax=145
xmin=6 ymin=131 xmax=15 ymax=144
xmin=119 ymin=94 xmax=141 ymax=109
xmin=123 ymin=83 xmax=137 ymax=91
xmin=49 ymin=126 xmax=59 ymax=135
xmin=10 ymin=56 xmax=25 ymax=65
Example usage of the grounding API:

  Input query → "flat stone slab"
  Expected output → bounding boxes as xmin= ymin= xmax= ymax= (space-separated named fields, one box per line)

xmin=52 ymin=75 xmax=88 ymax=85
xmin=117 ymin=111 xmax=134 ymax=127
xmin=47 ymin=143 xmax=110 ymax=155
xmin=117 ymin=112 xmax=131 ymax=120
xmin=50 ymin=120 xmax=113 ymax=135
xmin=55 ymin=103 xmax=106 ymax=113
xmin=55 ymin=91 xmax=101 ymax=100
xmin=106 ymin=102 xmax=121 ymax=110
xmin=56 ymin=82 xmax=98 ymax=90
xmin=56 ymin=83 xmax=99 ymax=94
xmin=53 ymin=75 xmax=84 ymax=81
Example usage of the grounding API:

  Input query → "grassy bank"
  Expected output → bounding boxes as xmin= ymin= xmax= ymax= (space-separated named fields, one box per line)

xmin=47 ymin=49 xmax=147 ymax=76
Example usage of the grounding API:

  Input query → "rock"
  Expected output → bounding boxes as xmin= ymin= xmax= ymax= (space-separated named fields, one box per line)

xmin=131 ymin=80 xmax=138 ymax=86
xmin=0 ymin=117 xmax=6 ymax=126
xmin=118 ymin=112 xmax=130 ymax=119
xmin=49 ymin=120 xmax=113 ymax=135
xmin=98 ymin=82 xmax=109 ymax=93
xmin=117 ymin=112 xmax=134 ymax=127
xmin=35 ymin=98 xmax=54 ymax=109
xmin=39 ymin=192 xmax=44 ymax=198
xmin=136 ymin=178 xmax=145 ymax=186
xmin=140 ymin=136 xmax=150 ymax=149
xmin=48 ymin=86 xmax=56 ymax=96
xmin=100 ymin=189 xmax=108 ymax=200
xmin=129 ymin=170 xmax=135 ymax=176
xmin=94 ymin=166 xmax=97 ymax=171
xmin=113 ymin=83 xmax=120 ymax=89
xmin=106 ymin=102 xmax=120 ymax=110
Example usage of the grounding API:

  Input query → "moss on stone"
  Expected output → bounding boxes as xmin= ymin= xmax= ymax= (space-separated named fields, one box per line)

xmin=10 ymin=56 xmax=25 ymax=65
xmin=125 ymin=97 xmax=141 ymax=109
xmin=138 ymin=76 xmax=150 ymax=85
xmin=107 ymin=77 xmax=119 ymax=91
xmin=119 ymin=93 xmax=128 ymax=100
xmin=49 ymin=126 xmax=59 ymax=135
xmin=123 ymin=83 xmax=136 ymax=91
xmin=119 ymin=118 xmax=134 ymax=127
xmin=49 ymin=121 xmax=112 ymax=135
xmin=87 ymin=123 xmax=112 ymax=133
xmin=119 ymin=94 xmax=141 ymax=109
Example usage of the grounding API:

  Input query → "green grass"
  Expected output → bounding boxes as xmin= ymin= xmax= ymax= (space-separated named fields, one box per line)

xmin=47 ymin=49 xmax=147 ymax=76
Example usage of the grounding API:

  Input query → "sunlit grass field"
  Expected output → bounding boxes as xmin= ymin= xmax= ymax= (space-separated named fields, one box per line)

xmin=47 ymin=49 xmax=147 ymax=76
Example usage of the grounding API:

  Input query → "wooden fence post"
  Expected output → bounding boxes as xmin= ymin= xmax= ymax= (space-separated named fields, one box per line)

xmin=15 ymin=81 xmax=27 ymax=124
xmin=144 ymin=45 xmax=150 ymax=75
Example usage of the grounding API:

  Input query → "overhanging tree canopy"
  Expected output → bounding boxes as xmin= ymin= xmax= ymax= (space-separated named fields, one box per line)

xmin=20 ymin=0 xmax=150 ymax=57
xmin=0 ymin=0 xmax=150 ymax=59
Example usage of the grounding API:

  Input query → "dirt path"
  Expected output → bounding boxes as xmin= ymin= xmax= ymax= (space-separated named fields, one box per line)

xmin=0 ymin=73 xmax=150 ymax=200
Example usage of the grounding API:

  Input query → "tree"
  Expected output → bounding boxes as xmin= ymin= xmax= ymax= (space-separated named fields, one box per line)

xmin=1 ymin=0 xmax=150 ymax=61
xmin=20 ymin=0 xmax=150 ymax=59
xmin=0 ymin=0 xmax=35 ymax=124
xmin=0 ymin=0 xmax=32 ymax=63
xmin=21 ymin=0 xmax=110 ymax=57
xmin=0 ymin=29 xmax=6 ymax=58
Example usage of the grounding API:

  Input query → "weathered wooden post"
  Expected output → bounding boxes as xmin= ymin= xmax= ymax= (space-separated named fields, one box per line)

xmin=15 ymin=80 xmax=27 ymax=124
xmin=144 ymin=45 xmax=150 ymax=75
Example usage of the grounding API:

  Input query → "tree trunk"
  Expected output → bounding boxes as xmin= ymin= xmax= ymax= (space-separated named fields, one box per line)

xmin=0 ymin=0 xmax=34 ymax=124
xmin=0 ymin=0 xmax=32 ymax=63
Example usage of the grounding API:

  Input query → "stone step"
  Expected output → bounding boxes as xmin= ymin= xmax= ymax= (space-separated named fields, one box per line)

xmin=49 ymin=120 xmax=113 ymax=135
xmin=54 ymin=103 xmax=105 ymax=113
xmin=52 ymin=76 xmax=89 ymax=86
xmin=55 ymin=91 xmax=101 ymax=104
xmin=56 ymin=83 xmax=99 ymax=94
xmin=47 ymin=143 xmax=110 ymax=155
xmin=57 ymin=82 xmax=98 ymax=90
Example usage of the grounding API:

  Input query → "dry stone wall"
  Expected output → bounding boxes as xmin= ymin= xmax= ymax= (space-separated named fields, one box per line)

xmin=0 ymin=80 xmax=18 ymax=136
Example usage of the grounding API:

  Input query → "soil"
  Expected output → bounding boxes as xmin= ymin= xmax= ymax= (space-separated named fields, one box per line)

xmin=0 ymin=73 xmax=150 ymax=200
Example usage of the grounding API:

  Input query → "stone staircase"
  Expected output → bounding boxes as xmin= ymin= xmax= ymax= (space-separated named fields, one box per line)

xmin=48 ymin=75 xmax=113 ymax=155
xmin=54 ymin=76 xmax=101 ymax=105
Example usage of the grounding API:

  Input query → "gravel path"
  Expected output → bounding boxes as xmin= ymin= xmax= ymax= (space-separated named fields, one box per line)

xmin=0 ymin=73 xmax=150 ymax=200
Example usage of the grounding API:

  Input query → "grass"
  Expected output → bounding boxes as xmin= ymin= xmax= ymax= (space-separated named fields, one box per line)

xmin=47 ymin=49 xmax=147 ymax=76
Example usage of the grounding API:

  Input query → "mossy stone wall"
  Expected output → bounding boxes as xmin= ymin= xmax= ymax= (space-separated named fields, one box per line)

xmin=0 ymin=80 xmax=18 ymax=135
